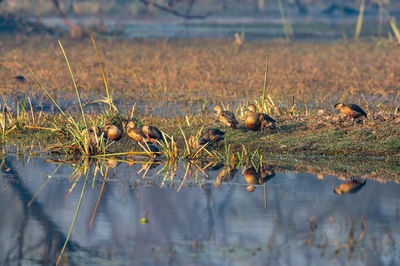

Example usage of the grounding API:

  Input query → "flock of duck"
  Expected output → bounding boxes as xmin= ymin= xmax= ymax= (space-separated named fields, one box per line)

xmin=97 ymin=102 xmax=368 ymax=193
xmin=98 ymin=102 xmax=367 ymax=150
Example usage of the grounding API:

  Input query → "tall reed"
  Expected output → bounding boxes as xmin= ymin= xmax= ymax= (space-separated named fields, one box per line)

xmin=91 ymin=35 xmax=113 ymax=113
xmin=354 ymin=0 xmax=365 ymax=40
xmin=390 ymin=17 xmax=400 ymax=45
xmin=261 ymin=54 xmax=269 ymax=113
xmin=277 ymin=0 xmax=293 ymax=42
xmin=58 ymin=41 xmax=90 ymax=154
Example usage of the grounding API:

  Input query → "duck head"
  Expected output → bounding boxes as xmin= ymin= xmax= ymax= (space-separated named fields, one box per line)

xmin=127 ymin=121 xmax=136 ymax=129
xmin=213 ymin=105 xmax=222 ymax=115
xmin=334 ymin=103 xmax=344 ymax=110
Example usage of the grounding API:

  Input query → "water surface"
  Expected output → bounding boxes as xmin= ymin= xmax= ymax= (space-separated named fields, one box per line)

xmin=1 ymin=156 xmax=399 ymax=265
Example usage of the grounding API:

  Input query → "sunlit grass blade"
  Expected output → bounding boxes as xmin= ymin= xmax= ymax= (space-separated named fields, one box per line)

xmin=93 ymin=151 xmax=163 ymax=157
xmin=23 ymin=125 xmax=60 ymax=132
xmin=58 ymin=40 xmax=90 ymax=154
xmin=29 ymin=69 xmax=68 ymax=118
xmin=178 ymin=125 xmax=191 ymax=155
xmin=354 ymin=0 xmax=365 ymax=40
xmin=390 ymin=17 xmax=400 ymax=45
xmin=261 ymin=53 xmax=269 ymax=113
xmin=91 ymin=34 xmax=113 ymax=113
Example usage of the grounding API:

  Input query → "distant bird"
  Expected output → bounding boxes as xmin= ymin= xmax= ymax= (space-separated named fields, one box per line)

xmin=127 ymin=121 xmax=147 ymax=143
xmin=15 ymin=75 xmax=25 ymax=82
xmin=244 ymin=104 xmax=276 ymax=131
xmin=214 ymin=105 xmax=238 ymax=128
xmin=102 ymin=124 xmax=122 ymax=141
xmin=334 ymin=103 xmax=367 ymax=125
xmin=199 ymin=128 xmax=225 ymax=146
xmin=333 ymin=179 xmax=366 ymax=195
xmin=143 ymin=125 xmax=163 ymax=143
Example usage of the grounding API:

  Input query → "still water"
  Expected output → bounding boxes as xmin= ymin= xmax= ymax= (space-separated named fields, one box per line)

xmin=1 ymin=156 xmax=399 ymax=265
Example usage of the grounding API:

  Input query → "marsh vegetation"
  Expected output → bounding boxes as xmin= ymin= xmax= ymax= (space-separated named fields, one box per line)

xmin=1 ymin=1 xmax=400 ymax=263
xmin=1 ymin=37 xmax=400 ymax=162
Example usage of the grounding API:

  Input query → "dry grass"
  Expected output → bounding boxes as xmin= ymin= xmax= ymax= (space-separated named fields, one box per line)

xmin=0 ymin=36 xmax=400 ymax=160
xmin=1 ymin=36 xmax=400 ymax=115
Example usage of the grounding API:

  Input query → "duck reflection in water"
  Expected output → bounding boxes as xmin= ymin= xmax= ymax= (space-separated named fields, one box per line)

xmin=213 ymin=166 xmax=238 ymax=188
xmin=140 ymin=161 xmax=160 ymax=171
xmin=333 ymin=179 xmax=366 ymax=195
xmin=104 ymin=156 xmax=120 ymax=168
xmin=244 ymin=166 xmax=275 ymax=192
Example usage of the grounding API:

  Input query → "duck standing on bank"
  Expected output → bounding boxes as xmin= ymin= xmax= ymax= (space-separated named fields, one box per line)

xmin=188 ymin=128 xmax=225 ymax=149
xmin=127 ymin=122 xmax=160 ymax=154
xmin=81 ymin=126 xmax=101 ymax=145
xmin=103 ymin=124 xmax=123 ymax=141
xmin=143 ymin=125 xmax=164 ymax=143
xmin=214 ymin=105 xmax=239 ymax=128
xmin=244 ymin=104 xmax=276 ymax=132
xmin=199 ymin=128 xmax=225 ymax=147
xmin=334 ymin=103 xmax=368 ymax=125
xmin=126 ymin=122 xmax=147 ymax=143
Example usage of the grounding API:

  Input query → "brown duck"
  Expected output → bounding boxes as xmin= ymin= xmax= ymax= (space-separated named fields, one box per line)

xmin=334 ymin=103 xmax=367 ymax=125
xmin=199 ymin=128 xmax=225 ymax=146
xmin=244 ymin=104 xmax=276 ymax=131
xmin=81 ymin=126 xmax=100 ymax=145
xmin=333 ymin=179 xmax=366 ymax=195
xmin=127 ymin=122 xmax=147 ymax=143
xmin=214 ymin=105 xmax=238 ymax=128
xmin=103 ymin=124 xmax=123 ymax=141
xmin=143 ymin=125 xmax=163 ymax=143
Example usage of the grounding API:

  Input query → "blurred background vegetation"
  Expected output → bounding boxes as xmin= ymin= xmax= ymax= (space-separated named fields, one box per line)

xmin=0 ymin=0 xmax=399 ymax=40
xmin=0 ymin=0 xmax=396 ymax=17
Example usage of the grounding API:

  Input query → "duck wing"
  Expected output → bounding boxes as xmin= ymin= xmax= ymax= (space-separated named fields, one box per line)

xmin=219 ymin=111 xmax=238 ymax=128
xmin=348 ymin=104 xmax=367 ymax=118
xmin=259 ymin=113 xmax=276 ymax=123
xmin=144 ymin=126 xmax=163 ymax=140
xmin=128 ymin=127 xmax=146 ymax=142
xmin=202 ymin=128 xmax=225 ymax=142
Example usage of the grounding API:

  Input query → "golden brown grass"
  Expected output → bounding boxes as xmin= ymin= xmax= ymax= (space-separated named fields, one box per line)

xmin=1 ymin=36 xmax=400 ymax=160
xmin=1 ymin=36 xmax=400 ymax=114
